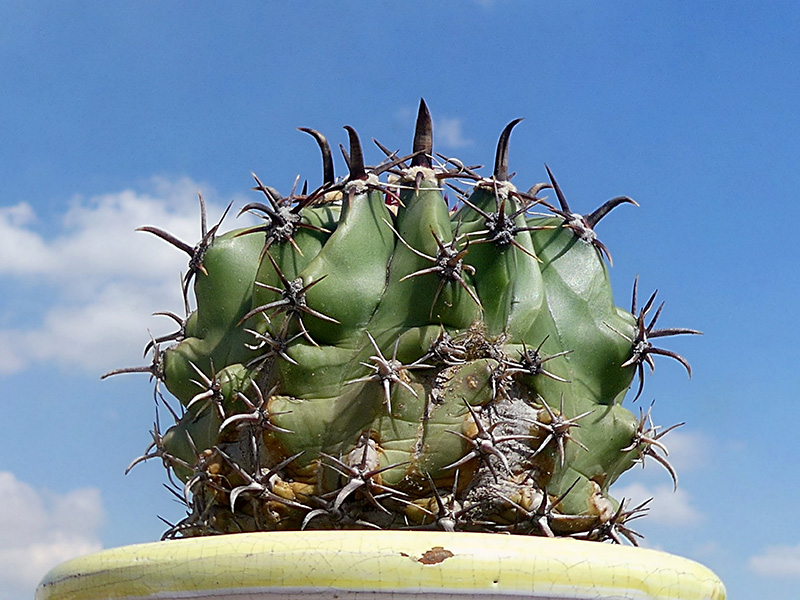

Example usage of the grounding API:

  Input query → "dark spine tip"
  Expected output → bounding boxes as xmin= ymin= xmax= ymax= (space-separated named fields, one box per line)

xmin=493 ymin=118 xmax=524 ymax=181
xmin=585 ymin=196 xmax=638 ymax=229
xmin=237 ymin=202 xmax=272 ymax=220
xmin=135 ymin=226 xmax=195 ymax=257
xmin=339 ymin=144 xmax=351 ymax=171
xmin=372 ymin=138 xmax=396 ymax=159
xmin=197 ymin=192 xmax=207 ymax=238
xmin=343 ymin=125 xmax=366 ymax=179
xmin=411 ymin=98 xmax=433 ymax=168
xmin=297 ymin=127 xmax=334 ymax=185
xmin=544 ymin=164 xmax=570 ymax=213
xmin=100 ymin=365 xmax=154 ymax=379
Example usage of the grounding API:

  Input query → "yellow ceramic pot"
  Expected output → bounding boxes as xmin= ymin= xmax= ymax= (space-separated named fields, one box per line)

xmin=37 ymin=530 xmax=725 ymax=600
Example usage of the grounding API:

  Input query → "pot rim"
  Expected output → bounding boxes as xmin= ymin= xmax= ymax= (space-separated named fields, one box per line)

xmin=36 ymin=529 xmax=725 ymax=600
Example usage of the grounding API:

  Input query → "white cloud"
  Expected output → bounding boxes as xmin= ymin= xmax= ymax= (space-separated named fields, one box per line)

xmin=0 ymin=177 xmax=252 ymax=375
xmin=749 ymin=543 xmax=800 ymax=578
xmin=0 ymin=471 xmax=105 ymax=600
xmin=657 ymin=429 xmax=709 ymax=473
xmin=2 ymin=177 xmax=219 ymax=284
xmin=612 ymin=481 xmax=703 ymax=527
xmin=0 ymin=203 xmax=51 ymax=273
xmin=436 ymin=117 xmax=474 ymax=149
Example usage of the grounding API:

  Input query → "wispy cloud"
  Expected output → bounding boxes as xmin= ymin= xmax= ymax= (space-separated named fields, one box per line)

xmin=612 ymin=481 xmax=703 ymax=527
xmin=393 ymin=106 xmax=474 ymax=151
xmin=656 ymin=428 xmax=709 ymax=473
xmin=435 ymin=117 xmax=474 ymax=149
xmin=0 ymin=178 xmax=250 ymax=375
xmin=749 ymin=544 xmax=800 ymax=578
xmin=0 ymin=471 xmax=105 ymax=600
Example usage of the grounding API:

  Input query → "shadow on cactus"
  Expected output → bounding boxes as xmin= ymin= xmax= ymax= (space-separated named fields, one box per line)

xmin=104 ymin=99 xmax=701 ymax=543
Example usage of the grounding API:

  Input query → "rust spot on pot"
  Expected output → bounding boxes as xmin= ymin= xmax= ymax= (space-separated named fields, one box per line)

xmin=418 ymin=546 xmax=454 ymax=564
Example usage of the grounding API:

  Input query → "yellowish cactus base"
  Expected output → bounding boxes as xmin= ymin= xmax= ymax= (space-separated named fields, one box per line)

xmin=36 ymin=530 xmax=725 ymax=600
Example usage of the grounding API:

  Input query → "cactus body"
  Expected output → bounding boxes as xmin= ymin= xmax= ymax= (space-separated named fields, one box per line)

xmin=109 ymin=101 xmax=699 ymax=543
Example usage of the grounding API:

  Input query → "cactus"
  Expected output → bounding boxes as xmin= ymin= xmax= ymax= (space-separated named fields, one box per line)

xmin=105 ymin=100 xmax=700 ymax=543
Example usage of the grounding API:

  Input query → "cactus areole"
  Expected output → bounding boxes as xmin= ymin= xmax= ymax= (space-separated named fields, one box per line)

xmin=106 ymin=100 xmax=702 ymax=542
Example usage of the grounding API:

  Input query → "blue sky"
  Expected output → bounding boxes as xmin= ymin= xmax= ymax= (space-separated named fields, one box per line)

xmin=1 ymin=2 xmax=798 ymax=599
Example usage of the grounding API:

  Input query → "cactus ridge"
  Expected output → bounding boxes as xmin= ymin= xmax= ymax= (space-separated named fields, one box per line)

xmin=106 ymin=99 xmax=700 ymax=544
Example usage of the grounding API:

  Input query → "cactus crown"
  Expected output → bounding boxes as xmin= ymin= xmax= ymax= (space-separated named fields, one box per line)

xmin=106 ymin=99 xmax=700 ymax=543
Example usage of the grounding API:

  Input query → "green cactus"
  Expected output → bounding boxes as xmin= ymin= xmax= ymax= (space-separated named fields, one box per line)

xmin=105 ymin=100 xmax=700 ymax=543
